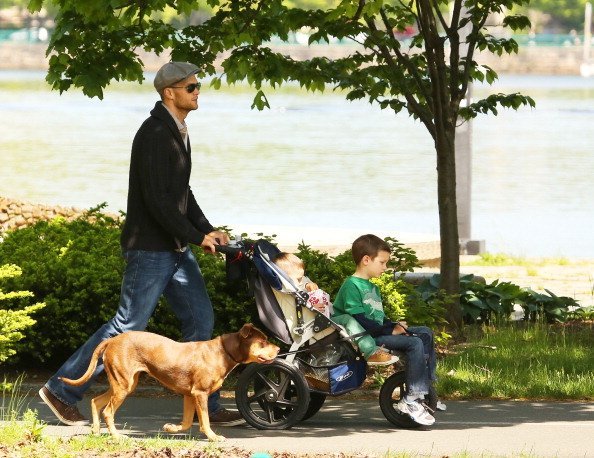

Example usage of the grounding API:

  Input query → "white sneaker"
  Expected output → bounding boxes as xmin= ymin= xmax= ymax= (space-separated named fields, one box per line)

xmin=436 ymin=400 xmax=447 ymax=411
xmin=397 ymin=399 xmax=435 ymax=426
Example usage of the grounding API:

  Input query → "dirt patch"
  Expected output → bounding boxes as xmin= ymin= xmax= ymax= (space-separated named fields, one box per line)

xmin=0 ymin=444 xmax=369 ymax=458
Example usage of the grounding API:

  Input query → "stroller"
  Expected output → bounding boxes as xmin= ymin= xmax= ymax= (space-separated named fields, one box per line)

xmin=219 ymin=238 xmax=437 ymax=429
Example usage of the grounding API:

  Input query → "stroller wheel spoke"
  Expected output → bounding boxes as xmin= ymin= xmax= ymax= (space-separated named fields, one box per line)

xmin=274 ymin=398 xmax=299 ymax=408
xmin=262 ymin=402 xmax=282 ymax=423
xmin=254 ymin=371 xmax=279 ymax=391
xmin=276 ymin=373 xmax=292 ymax=398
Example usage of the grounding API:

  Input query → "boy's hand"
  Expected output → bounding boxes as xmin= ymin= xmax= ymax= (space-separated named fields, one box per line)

xmin=392 ymin=321 xmax=408 ymax=335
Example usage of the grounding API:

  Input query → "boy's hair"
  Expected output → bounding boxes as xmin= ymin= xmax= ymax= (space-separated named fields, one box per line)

xmin=351 ymin=234 xmax=391 ymax=265
xmin=272 ymin=252 xmax=305 ymax=282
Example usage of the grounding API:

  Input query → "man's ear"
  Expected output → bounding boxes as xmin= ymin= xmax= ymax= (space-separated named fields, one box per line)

xmin=162 ymin=87 xmax=174 ymax=101
xmin=361 ymin=255 xmax=371 ymax=265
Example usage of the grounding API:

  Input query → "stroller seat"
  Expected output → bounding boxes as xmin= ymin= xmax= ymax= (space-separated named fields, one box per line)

xmin=249 ymin=240 xmax=355 ymax=357
xmin=271 ymin=288 xmax=336 ymax=343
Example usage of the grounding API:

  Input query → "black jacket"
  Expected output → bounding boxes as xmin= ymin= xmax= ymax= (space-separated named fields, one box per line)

xmin=120 ymin=101 xmax=214 ymax=251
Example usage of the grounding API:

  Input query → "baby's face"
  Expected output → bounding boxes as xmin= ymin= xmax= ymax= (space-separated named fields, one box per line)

xmin=287 ymin=264 xmax=305 ymax=284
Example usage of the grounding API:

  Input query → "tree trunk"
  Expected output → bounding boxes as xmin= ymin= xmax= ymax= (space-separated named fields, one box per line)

xmin=435 ymin=127 xmax=463 ymax=331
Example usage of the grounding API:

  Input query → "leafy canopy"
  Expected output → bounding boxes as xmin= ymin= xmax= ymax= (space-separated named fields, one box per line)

xmin=29 ymin=0 xmax=534 ymax=132
xmin=28 ymin=0 xmax=536 ymax=330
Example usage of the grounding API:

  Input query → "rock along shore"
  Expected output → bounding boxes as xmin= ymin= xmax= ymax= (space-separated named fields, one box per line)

xmin=0 ymin=196 xmax=89 ymax=233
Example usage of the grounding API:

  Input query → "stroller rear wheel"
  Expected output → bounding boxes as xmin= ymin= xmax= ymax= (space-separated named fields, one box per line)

xmin=235 ymin=359 xmax=310 ymax=430
xmin=379 ymin=371 xmax=438 ymax=428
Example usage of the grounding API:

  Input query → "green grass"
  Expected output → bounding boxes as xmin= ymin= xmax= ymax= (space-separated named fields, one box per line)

xmin=461 ymin=252 xmax=573 ymax=267
xmin=2 ymin=322 xmax=593 ymax=456
xmin=1 ymin=374 xmax=28 ymax=423
xmin=437 ymin=322 xmax=594 ymax=400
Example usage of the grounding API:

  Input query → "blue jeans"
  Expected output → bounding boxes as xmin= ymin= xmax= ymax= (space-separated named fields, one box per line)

xmin=375 ymin=326 xmax=437 ymax=399
xmin=45 ymin=249 xmax=221 ymax=413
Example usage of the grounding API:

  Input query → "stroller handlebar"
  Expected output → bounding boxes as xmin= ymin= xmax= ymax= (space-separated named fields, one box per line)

xmin=214 ymin=242 xmax=245 ymax=256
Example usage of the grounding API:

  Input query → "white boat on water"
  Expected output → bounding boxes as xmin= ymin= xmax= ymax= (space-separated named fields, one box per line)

xmin=581 ymin=61 xmax=594 ymax=77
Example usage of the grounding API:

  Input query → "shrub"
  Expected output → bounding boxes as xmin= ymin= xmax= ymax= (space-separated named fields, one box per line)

xmin=373 ymin=274 xmax=450 ymax=345
xmin=0 ymin=207 xmax=124 ymax=365
xmin=0 ymin=265 xmax=45 ymax=363
xmin=416 ymin=274 xmax=579 ymax=324
xmin=0 ymin=209 xmax=448 ymax=365
xmin=294 ymin=243 xmax=354 ymax=298
xmin=0 ymin=208 xmax=257 ymax=366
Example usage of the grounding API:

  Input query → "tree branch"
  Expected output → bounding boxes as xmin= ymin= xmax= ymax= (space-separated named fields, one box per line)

xmin=352 ymin=0 xmax=366 ymax=21
xmin=378 ymin=7 xmax=432 ymax=110
xmin=364 ymin=14 xmax=434 ymax=132
xmin=416 ymin=0 xmax=451 ymax=139
xmin=456 ymin=12 xmax=489 ymax=104
xmin=431 ymin=0 xmax=449 ymax=31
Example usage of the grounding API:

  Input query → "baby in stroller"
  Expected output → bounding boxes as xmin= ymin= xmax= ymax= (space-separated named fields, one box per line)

xmin=272 ymin=252 xmax=399 ymax=366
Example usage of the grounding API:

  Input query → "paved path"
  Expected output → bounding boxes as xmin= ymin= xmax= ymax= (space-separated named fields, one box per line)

xmin=25 ymin=394 xmax=594 ymax=457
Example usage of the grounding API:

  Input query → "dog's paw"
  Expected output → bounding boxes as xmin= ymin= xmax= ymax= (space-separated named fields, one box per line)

xmin=206 ymin=433 xmax=226 ymax=442
xmin=108 ymin=432 xmax=125 ymax=441
xmin=162 ymin=423 xmax=182 ymax=433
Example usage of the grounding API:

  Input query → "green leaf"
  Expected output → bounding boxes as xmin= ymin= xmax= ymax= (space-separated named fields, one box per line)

xmin=251 ymin=90 xmax=270 ymax=110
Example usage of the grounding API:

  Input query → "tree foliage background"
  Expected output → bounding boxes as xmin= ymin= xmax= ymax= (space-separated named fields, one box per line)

xmin=3 ymin=0 xmax=592 ymax=30
xmin=25 ymin=0 xmax=537 ymax=329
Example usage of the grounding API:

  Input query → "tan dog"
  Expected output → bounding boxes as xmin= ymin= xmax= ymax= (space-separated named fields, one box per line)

xmin=59 ymin=323 xmax=279 ymax=441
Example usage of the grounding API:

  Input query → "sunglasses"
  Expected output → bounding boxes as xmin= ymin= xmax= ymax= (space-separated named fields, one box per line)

xmin=169 ymin=82 xmax=202 ymax=93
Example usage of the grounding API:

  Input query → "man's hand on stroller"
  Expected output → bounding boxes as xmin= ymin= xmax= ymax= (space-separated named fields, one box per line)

xmin=201 ymin=231 xmax=230 ymax=254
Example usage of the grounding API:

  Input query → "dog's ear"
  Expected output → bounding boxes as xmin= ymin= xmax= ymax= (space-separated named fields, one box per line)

xmin=239 ymin=323 xmax=254 ymax=338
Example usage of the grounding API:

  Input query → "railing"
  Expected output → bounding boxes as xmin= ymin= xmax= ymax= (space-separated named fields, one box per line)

xmin=512 ymin=33 xmax=591 ymax=47
xmin=0 ymin=27 xmax=592 ymax=48
xmin=0 ymin=27 xmax=49 ymax=43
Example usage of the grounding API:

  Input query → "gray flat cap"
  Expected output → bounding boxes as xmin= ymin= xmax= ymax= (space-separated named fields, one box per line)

xmin=154 ymin=61 xmax=199 ymax=92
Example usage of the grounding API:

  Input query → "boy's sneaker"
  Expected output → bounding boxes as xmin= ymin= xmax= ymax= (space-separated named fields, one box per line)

xmin=436 ymin=400 xmax=447 ymax=411
xmin=397 ymin=398 xmax=435 ymax=426
xmin=367 ymin=348 xmax=400 ymax=366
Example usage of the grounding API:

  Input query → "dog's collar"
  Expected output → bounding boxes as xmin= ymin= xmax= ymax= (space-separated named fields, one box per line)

xmin=221 ymin=336 xmax=242 ymax=364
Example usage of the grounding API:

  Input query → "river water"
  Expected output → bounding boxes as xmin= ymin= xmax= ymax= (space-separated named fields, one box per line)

xmin=1 ymin=70 xmax=593 ymax=258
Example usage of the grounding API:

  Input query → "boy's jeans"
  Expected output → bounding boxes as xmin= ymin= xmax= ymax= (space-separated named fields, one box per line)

xmin=375 ymin=326 xmax=437 ymax=399
xmin=44 ymin=248 xmax=221 ymax=413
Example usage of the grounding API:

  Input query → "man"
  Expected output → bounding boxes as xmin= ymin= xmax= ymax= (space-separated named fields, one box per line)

xmin=39 ymin=61 xmax=244 ymax=426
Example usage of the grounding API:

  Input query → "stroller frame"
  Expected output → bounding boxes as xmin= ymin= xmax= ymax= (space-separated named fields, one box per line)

xmin=219 ymin=239 xmax=437 ymax=430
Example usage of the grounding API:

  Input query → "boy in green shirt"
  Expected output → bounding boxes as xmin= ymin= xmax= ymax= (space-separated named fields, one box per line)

xmin=333 ymin=234 xmax=441 ymax=426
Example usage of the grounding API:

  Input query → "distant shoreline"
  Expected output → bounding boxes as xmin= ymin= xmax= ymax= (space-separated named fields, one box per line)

xmin=0 ymin=42 xmax=588 ymax=76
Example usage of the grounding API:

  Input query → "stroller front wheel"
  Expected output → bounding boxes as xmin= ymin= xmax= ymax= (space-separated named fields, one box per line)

xmin=235 ymin=359 xmax=310 ymax=430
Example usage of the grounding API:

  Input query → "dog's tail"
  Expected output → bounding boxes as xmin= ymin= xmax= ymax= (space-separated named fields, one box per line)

xmin=59 ymin=338 xmax=111 ymax=386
